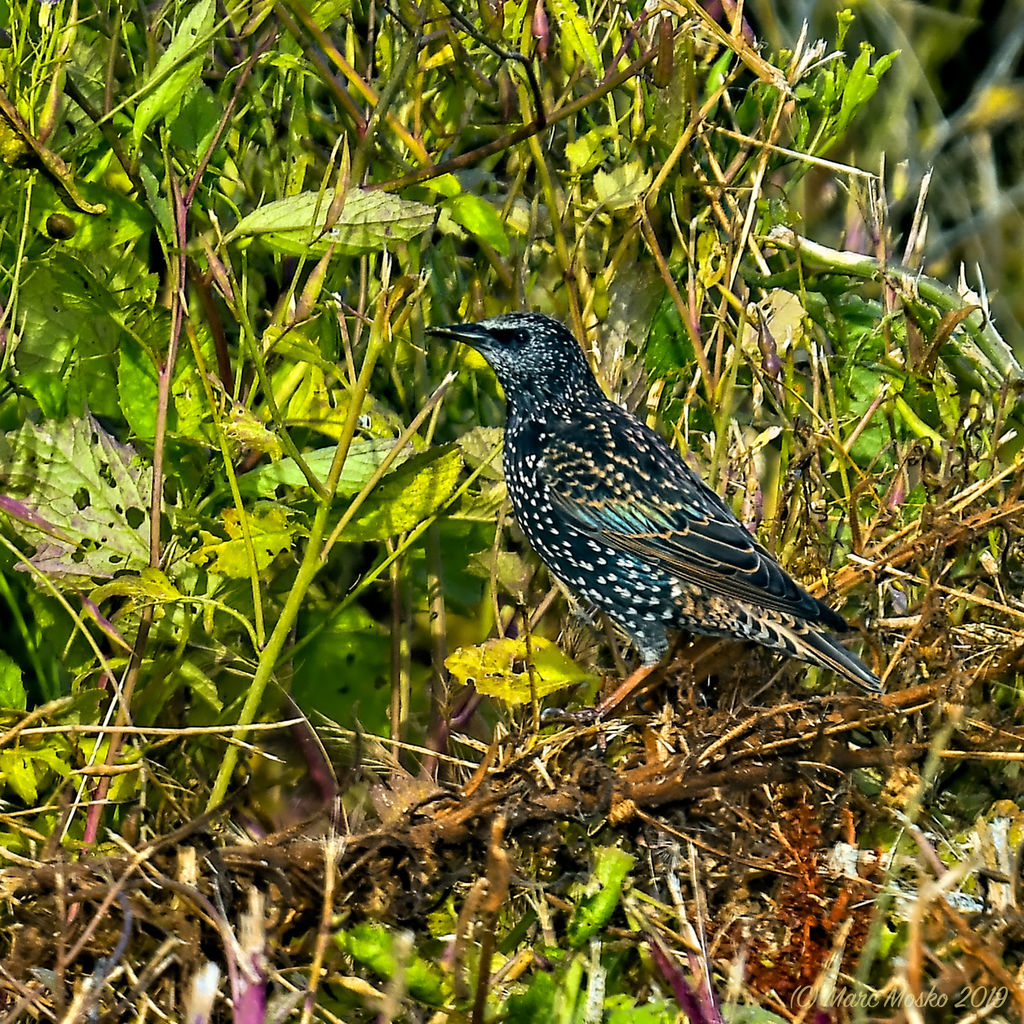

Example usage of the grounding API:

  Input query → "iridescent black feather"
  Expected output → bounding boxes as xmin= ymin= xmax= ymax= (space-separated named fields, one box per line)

xmin=430 ymin=312 xmax=881 ymax=693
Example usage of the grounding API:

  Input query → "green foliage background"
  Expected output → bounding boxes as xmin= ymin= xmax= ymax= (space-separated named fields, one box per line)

xmin=0 ymin=0 xmax=1018 ymax=843
xmin=1 ymin=0 xmax=1024 ymax=1018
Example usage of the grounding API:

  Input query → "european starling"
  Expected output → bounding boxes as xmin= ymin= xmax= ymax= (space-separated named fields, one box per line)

xmin=430 ymin=313 xmax=882 ymax=706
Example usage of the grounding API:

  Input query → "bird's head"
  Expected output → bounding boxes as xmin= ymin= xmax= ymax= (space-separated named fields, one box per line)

xmin=428 ymin=312 xmax=599 ymax=413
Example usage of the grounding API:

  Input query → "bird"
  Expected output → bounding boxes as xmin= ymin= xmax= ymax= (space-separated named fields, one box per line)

xmin=429 ymin=312 xmax=882 ymax=715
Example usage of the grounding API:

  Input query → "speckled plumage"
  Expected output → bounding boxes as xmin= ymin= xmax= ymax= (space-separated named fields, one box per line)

xmin=430 ymin=312 xmax=881 ymax=693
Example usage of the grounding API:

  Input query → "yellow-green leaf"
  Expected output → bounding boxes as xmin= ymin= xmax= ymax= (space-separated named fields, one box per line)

xmin=343 ymin=445 xmax=463 ymax=540
xmin=227 ymin=188 xmax=435 ymax=256
xmin=91 ymin=567 xmax=182 ymax=606
xmin=0 ymin=751 xmax=36 ymax=803
xmin=239 ymin=439 xmax=416 ymax=499
xmin=0 ymin=651 xmax=26 ymax=711
xmin=191 ymin=506 xmax=296 ymax=577
xmin=548 ymin=0 xmax=603 ymax=75
xmin=593 ymin=162 xmax=652 ymax=212
xmin=446 ymin=194 xmax=510 ymax=256
xmin=445 ymin=636 xmax=598 ymax=705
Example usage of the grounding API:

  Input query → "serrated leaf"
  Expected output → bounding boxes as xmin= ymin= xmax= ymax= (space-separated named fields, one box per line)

xmin=0 ymin=416 xmax=155 ymax=580
xmin=593 ymin=162 xmax=652 ymax=212
xmin=343 ymin=445 xmax=463 ymax=540
xmin=0 ymin=744 xmax=68 ymax=803
xmin=239 ymin=439 xmax=416 ymax=499
xmin=191 ymin=506 xmax=297 ymax=577
xmin=453 ymin=425 xmax=503 ymax=476
xmin=445 ymin=636 xmax=598 ymax=705
xmin=227 ymin=188 xmax=435 ymax=256
xmin=133 ymin=0 xmax=216 ymax=145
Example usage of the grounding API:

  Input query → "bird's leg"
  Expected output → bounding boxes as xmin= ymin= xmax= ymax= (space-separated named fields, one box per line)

xmin=591 ymin=661 xmax=663 ymax=719
xmin=543 ymin=661 xmax=663 ymax=725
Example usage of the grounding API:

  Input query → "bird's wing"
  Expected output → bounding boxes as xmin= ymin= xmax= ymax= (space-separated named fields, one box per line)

xmin=536 ymin=413 xmax=847 ymax=630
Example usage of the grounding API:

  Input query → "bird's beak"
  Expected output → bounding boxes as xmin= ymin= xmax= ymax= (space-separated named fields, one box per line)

xmin=427 ymin=322 xmax=488 ymax=349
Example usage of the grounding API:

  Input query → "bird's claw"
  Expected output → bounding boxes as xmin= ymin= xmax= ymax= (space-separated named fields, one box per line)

xmin=540 ymin=704 xmax=603 ymax=726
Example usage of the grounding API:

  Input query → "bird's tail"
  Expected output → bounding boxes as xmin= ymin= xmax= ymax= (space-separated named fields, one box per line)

xmin=771 ymin=619 xmax=883 ymax=694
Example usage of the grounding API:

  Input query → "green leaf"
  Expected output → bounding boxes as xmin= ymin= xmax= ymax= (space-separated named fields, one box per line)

xmin=342 ymin=444 xmax=463 ymax=540
xmin=0 ymin=651 xmax=26 ymax=711
xmin=227 ymin=188 xmax=435 ymax=256
xmin=593 ymin=162 xmax=652 ymax=211
xmin=32 ymin=178 xmax=153 ymax=252
xmin=0 ymin=750 xmax=38 ymax=803
xmin=445 ymin=636 xmax=598 ymax=706
xmin=419 ymin=172 xmax=460 ymax=198
xmin=117 ymin=329 xmax=211 ymax=444
xmin=547 ymin=0 xmax=603 ymax=75
xmin=167 ymin=85 xmax=221 ymax=156
xmin=15 ymin=254 xmax=127 ymax=419
xmin=89 ymin=567 xmax=183 ymax=607
xmin=133 ymin=0 xmax=216 ymax=145
xmin=567 ymin=846 xmax=635 ymax=947
xmin=191 ymin=506 xmax=297 ymax=577
xmin=505 ymin=972 xmax=556 ymax=1024
xmin=308 ymin=0 xmax=354 ymax=28
xmin=445 ymin=194 xmax=510 ymax=256
xmin=836 ymin=43 xmax=899 ymax=134
xmin=646 ymin=295 xmax=695 ymax=381
xmin=835 ymin=7 xmax=855 ymax=49
xmin=0 ymin=744 xmax=69 ymax=803
xmin=292 ymin=605 xmax=391 ymax=732
xmin=139 ymin=163 xmax=175 ymax=247
xmin=721 ymin=1007 xmax=791 ymax=1023
xmin=566 ymin=130 xmax=607 ymax=175
xmin=335 ymin=923 xmax=447 ymax=1006
xmin=605 ymin=997 xmax=680 ymax=1023
xmin=238 ymin=440 xmax=416 ymax=499
xmin=0 ymin=415 xmax=155 ymax=580
xmin=177 ymin=657 xmax=224 ymax=712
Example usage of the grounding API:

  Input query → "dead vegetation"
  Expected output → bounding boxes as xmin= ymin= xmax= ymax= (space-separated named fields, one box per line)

xmin=6 ymin=475 xmax=1024 ymax=1021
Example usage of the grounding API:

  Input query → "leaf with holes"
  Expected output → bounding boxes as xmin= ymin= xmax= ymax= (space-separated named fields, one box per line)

xmin=445 ymin=636 xmax=598 ymax=706
xmin=0 ymin=415 xmax=155 ymax=580
xmin=191 ymin=505 xmax=298 ymax=577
